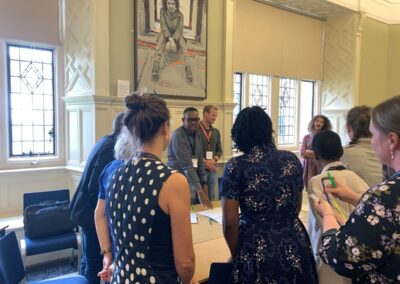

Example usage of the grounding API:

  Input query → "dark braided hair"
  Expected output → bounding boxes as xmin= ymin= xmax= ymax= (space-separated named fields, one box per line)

xmin=231 ymin=106 xmax=274 ymax=153
xmin=346 ymin=105 xmax=372 ymax=144
xmin=124 ymin=92 xmax=170 ymax=145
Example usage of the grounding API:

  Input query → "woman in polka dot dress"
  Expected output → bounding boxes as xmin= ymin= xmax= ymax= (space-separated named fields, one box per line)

xmin=105 ymin=93 xmax=196 ymax=283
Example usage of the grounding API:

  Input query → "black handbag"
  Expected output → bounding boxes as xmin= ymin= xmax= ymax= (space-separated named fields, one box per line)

xmin=23 ymin=200 xmax=75 ymax=239
xmin=208 ymin=262 xmax=233 ymax=284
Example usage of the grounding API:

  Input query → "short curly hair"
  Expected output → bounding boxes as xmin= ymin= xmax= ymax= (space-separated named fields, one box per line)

xmin=307 ymin=115 xmax=332 ymax=133
xmin=231 ymin=106 xmax=274 ymax=153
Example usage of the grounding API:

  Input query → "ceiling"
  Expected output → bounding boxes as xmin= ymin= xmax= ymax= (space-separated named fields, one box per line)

xmin=255 ymin=0 xmax=354 ymax=20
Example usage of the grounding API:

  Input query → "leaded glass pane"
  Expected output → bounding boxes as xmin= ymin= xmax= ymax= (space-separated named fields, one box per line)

xmin=12 ymin=142 xmax=22 ymax=155
xmin=249 ymin=74 xmax=270 ymax=112
xmin=278 ymin=78 xmax=297 ymax=145
xmin=7 ymin=44 xmax=55 ymax=157
xmin=233 ymin=73 xmax=243 ymax=122
xmin=9 ymin=46 xmax=19 ymax=60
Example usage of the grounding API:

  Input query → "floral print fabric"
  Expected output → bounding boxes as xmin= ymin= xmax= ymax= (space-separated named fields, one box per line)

xmin=319 ymin=173 xmax=400 ymax=283
xmin=221 ymin=145 xmax=318 ymax=283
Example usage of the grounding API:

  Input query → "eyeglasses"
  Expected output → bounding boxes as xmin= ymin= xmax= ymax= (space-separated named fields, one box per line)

xmin=185 ymin=117 xmax=200 ymax=122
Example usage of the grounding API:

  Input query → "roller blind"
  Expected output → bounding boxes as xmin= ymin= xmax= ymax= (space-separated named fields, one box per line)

xmin=234 ymin=0 xmax=323 ymax=80
xmin=0 ymin=0 xmax=60 ymax=45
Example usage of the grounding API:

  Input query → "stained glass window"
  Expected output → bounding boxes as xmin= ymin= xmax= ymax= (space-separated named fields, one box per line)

xmin=249 ymin=74 xmax=271 ymax=112
xmin=233 ymin=73 xmax=242 ymax=122
xmin=278 ymin=78 xmax=296 ymax=145
xmin=7 ymin=44 xmax=55 ymax=157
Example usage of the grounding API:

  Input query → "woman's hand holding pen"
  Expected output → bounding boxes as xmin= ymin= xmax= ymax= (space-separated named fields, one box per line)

xmin=311 ymin=194 xmax=344 ymax=227
xmin=324 ymin=178 xmax=361 ymax=206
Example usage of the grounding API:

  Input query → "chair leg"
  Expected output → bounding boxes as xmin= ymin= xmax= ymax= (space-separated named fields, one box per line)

xmin=20 ymin=238 xmax=27 ymax=269
xmin=70 ymin=247 xmax=75 ymax=266
xmin=76 ymin=231 xmax=82 ymax=271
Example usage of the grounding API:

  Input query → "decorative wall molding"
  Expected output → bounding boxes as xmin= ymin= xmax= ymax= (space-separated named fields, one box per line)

xmin=62 ymin=94 xmax=125 ymax=107
xmin=322 ymin=14 xmax=358 ymax=111
xmin=328 ymin=0 xmax=400 ymax=24
xmin=63 ymin=0 xmax=93 ymax=95
xmin=321 ymin=13 xmax=360 ymax=140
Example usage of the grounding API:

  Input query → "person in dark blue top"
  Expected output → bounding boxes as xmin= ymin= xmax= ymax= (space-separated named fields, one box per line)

xmin=94 ymin=126 xmax=137 ymax=282
xmin=95 ymin=159 xmax=123 ymax=281
xmin=220 ymin=106 xmax=318 ymax=283
xmin=98 ymin=92 xmax=196 ymax=284
xmin=70 ymin=112 xmax=124 ymax=284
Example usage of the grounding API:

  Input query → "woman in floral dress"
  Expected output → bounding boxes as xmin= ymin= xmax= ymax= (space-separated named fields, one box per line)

xmin=221 ymin=106 xmax=318 ymax=283
xmin=314 ymin=95 xmax=400 ymax=283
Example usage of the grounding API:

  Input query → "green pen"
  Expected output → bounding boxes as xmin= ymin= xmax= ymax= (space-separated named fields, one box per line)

xmin=327 ymin=172 xmax=336 ymax=188
xmin=326 ymin=171 xmax=347 ymax=221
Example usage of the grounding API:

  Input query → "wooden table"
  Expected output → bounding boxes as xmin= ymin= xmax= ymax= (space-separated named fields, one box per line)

xmin=191 ymin=202 xmax=230 ymax=283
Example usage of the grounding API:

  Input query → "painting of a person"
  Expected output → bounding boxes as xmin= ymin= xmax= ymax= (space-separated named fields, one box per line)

xmin=152 ymin=0 xmax=192 ymax=83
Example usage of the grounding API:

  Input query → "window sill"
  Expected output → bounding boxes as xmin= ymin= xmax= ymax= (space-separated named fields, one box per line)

xmin=0 ymin=165 xmax=66 ymax=176
xmin=0 ymin=156 xmax=65 ymax=171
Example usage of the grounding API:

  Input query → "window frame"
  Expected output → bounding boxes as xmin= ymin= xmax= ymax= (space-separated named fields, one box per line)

xmin=233 ymin=72 xmax=319 ymax=152
xmin=6 ymin=43 xmax=56 ymax=157
xmin=0 ymin=39 xmax=65 ymax=170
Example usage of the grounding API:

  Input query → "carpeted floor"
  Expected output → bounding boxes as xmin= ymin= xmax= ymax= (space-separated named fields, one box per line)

xmin=26 ymin=258 xmax=78 ymax=282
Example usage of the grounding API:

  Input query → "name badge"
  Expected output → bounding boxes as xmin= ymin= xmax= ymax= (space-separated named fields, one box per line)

xmin=206 ymin=151 xmax=213 ymax=160
xmin=192 ymin=159 xmax=198 ymax=168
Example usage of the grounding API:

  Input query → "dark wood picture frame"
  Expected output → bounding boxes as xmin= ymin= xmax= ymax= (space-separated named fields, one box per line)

xmin=134 ymin=0 xmax=207 ymax=99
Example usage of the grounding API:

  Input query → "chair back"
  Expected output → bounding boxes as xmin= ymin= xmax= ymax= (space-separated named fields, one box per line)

xmin=23 ymin=189 xmax=70 ymax=209
xmin=208 ymin=262 xmax=232 ymax=284
xmin=0 ymin=231 xmax=26 ymax=284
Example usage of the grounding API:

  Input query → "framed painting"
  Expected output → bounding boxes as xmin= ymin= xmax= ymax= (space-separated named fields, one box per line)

xmin=134 ymin=0 xmax=207 ymax=98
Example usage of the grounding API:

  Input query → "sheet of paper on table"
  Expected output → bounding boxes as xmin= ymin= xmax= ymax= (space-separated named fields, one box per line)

xmin=197 ymin=207 xmax=223 ymax=224
xmin=190 ymin=213 xmax=198 ymax=224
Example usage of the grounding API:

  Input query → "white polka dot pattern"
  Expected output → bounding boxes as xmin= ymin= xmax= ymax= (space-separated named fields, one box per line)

xmin=106 ymin=158 xmax=175 ymax=283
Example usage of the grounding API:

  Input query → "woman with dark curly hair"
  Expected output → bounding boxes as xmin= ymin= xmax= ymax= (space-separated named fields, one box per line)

xmin=220 ymin=106 xmax=318 ymax=283
xmin=341 ymin=106 xmax=383 ymax=186
xmin=300 ymin=115 xmax=332 ymax=187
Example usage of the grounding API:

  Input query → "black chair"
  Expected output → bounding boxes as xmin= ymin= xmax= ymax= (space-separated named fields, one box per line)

xmin=208 ymin=262 xmax=232 ymax=284
xmin=20 ymin=189 xmax=81 ymax=268
xmin=0 ymin=231 xmax=88 ymax=284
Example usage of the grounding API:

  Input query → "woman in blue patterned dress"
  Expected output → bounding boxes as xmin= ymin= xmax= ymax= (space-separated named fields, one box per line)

xmin=103 ymin=93 xmax=196 ymax=283
xmin=314 ymin=96 xmax=400 ymax=283
xmin=221 ymin=106 xmax=318 ymax=283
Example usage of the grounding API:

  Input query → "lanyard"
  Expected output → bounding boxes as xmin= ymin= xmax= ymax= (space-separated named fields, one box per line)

xmin=199 ymin=122 xmax=212 ymax=151
xmin=188 ymin=134 xmax=196 ymax=156
xmin=326 ymin=165 xmax=346 ymax=171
